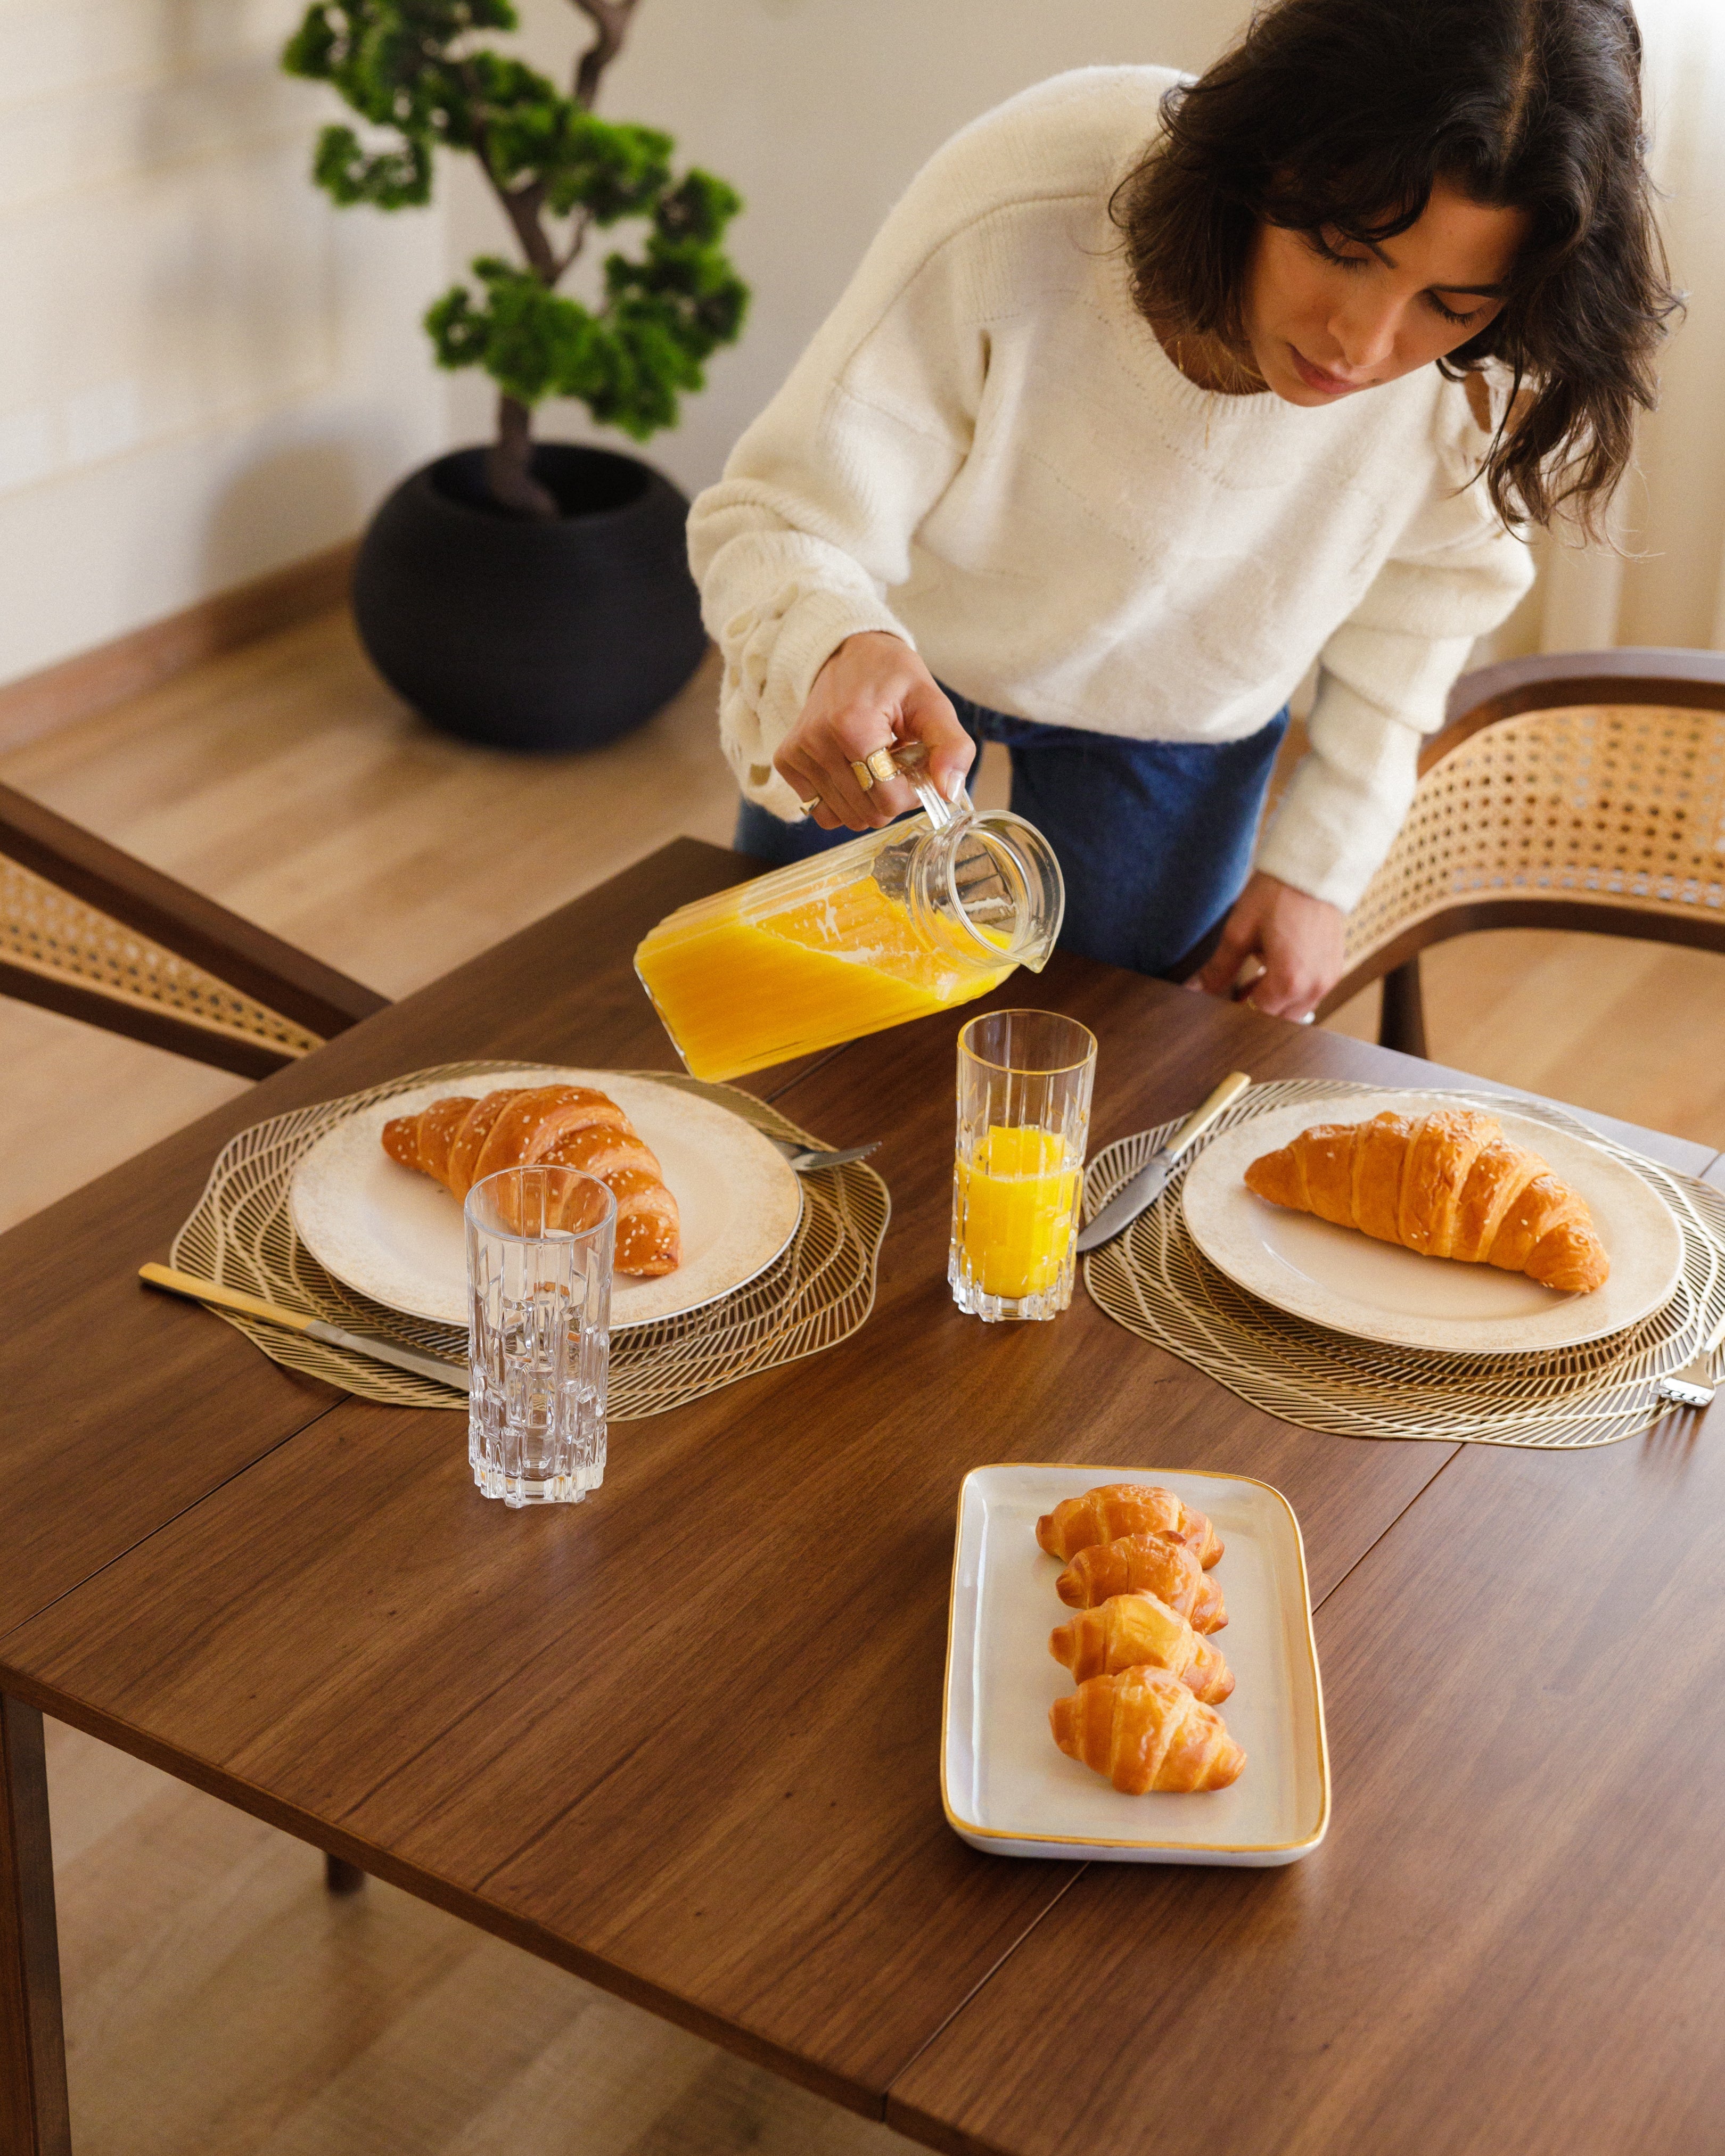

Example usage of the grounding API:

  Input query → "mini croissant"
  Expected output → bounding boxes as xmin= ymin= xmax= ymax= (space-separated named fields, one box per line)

xmin=1056 ymin=1533 xmax=1227 ymax=1632
xmin=1050 ymin=1592 xmax=1235 ymax=1702
xmin=1037 ymin=1484 xmax=1223 ymax=1567
xmin=383 ymin=1084 xmax=680 ymax=1277
xmin=1050 ymin=1666 xmax=1245 ymax=1793
xmin=1244 ymin=1107 xmax=1608 ymax=1293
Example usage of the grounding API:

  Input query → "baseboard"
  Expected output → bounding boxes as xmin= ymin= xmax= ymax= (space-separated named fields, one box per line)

xmin=0 ymin=540 xmax=359 ymax=753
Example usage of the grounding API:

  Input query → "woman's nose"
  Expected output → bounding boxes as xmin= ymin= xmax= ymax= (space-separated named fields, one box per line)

xmin=1332 ymin=296 xmax=1399 ymax=375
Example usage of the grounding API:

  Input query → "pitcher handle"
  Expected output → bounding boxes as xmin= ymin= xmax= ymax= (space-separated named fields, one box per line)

xmin=876 ymin=740 xmax=972 ymax=833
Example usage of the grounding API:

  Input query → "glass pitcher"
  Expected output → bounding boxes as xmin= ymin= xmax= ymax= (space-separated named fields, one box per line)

xmin=634 ymin=747 xmax=1066 ymax=1081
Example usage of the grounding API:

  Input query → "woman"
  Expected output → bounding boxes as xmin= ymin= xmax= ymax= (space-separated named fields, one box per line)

xmin=687 ymin=0 xmax=1673 ymax=1019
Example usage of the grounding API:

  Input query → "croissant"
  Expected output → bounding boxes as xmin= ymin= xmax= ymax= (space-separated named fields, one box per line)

xmin=1244 ymin=1107 xmax=1609 ymax=1293
xmin=1050 ymin=1666 xmax=1245 ymax=1793
xmin=382 ymin=1084 xmax=680 ymax=1277
xmin=1036 ymin=1484 xmax=1223 ymax=1567
xmin=1056 ymin=1533 xmax=1227 ymax=1632
xmin=1049 ymin=1592 xmax=1234 ymax=1702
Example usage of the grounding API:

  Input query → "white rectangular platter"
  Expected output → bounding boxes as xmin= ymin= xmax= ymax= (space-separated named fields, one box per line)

xmin=942 ymin=1464 xmax=1329 ymax=1865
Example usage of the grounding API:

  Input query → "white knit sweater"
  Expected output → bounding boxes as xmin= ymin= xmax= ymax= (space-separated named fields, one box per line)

xmin=687 ymin=66 xmax=1535 ymax=911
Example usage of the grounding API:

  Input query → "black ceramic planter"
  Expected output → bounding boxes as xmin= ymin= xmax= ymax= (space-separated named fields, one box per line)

xmin=351 ymin=443 xmax=708 ymax=752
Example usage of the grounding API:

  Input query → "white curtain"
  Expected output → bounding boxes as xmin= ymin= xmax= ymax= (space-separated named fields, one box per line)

xmin=1513 ymin=0 xmax=1725 ymax=657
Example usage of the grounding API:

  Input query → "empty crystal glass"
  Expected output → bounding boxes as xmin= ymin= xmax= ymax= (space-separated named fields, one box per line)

xmin=466 ymin=1164 xmax=614 ymax=1506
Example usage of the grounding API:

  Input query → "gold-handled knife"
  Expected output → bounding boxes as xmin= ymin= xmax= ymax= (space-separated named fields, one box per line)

xmin=1075 ymin=1071 xmax=1253 ymax=1255
xmin=139 ymin=1263 xmax=470 ymax=1394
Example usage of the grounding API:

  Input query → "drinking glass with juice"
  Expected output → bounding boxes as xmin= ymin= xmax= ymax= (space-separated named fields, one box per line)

xmin=950 ymin=1009 xmax=1097 ymax=1322
xmin=634 ymin=748 xmax=1064 ymax=1082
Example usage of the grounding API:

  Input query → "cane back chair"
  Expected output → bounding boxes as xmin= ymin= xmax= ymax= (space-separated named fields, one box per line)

xmin=1317 ymin=648 xmax=1725 ymax=1057
xmin=1 ymin=781 xmax=386 ymax=1891
xmin=0 ymin=780 xmax=387 ymax=1078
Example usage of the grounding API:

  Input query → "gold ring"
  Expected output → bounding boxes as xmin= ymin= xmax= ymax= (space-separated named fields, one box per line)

xmin=848 ymin=759 xmax=876 ymax=793
xmin=864 ymin=746 xmax=900 ymax=784
xmin=798 ymin=794 xmax=822 ymax=815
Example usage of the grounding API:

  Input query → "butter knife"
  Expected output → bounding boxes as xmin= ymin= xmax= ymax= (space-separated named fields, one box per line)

xmin=1076 ymin=1072 xmax=1253 ymax=1255
xmin=139 ymin=1263 xmax=471 ymax=1394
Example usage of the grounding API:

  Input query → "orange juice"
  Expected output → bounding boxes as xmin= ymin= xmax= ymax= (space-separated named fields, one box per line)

xmin=954 ymin=1126 xmax=1082 ymax=1300
xmin=634 ymin=876 xmax=1014 ymax=1082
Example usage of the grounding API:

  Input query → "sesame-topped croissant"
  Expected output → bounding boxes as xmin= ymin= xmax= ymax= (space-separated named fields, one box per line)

xmin=382 ymin=1084 xmax=680 ymax=1277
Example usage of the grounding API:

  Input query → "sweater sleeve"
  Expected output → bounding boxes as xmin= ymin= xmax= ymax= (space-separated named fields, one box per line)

xmin=687 ymin=162 xmax=992 ymax=821
xmin=1254 ymin=430 xmax=1535 ymax=912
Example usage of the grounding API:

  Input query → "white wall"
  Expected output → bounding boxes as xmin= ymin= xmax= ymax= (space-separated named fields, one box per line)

xmin=3 ymin=0 xmax=1251 ymax=691
xmin=445 ymin=0 xmax=1253 ymax=494
xmin=0 ymin=0 xmax=450 ymax=687
xmin=11 ymin=0 xmax=1723 ymax=694
xmin=1508 ymin=0 xmax=1725 ymax=658
xmin=450 ymin=0 xmax=1725 ymax=659
xmin=1613 ymin=0 xmax=1725 ymax=647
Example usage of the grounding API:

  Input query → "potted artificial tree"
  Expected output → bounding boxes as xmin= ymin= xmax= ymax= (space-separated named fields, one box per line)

xmin=283 ymin=0 xmax=749 ymax=750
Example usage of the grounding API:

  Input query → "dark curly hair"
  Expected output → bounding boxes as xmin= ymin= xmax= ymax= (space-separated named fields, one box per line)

xmin=1112 ymin=0 xmax=1679 ymax=532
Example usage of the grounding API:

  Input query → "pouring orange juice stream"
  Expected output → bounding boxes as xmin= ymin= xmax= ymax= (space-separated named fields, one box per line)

xmin=634 ymin=745 xmax=1063 ymax=1082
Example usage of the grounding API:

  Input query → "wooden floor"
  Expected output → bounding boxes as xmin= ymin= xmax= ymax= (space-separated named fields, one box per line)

xmin=0 ymin=610 xmax=743 ymax=1236
xmin=4 ymin=607 xmax=1723 ymax=2153
xmin=45 ymin=1729 xmax=897 ymax=2156
xmin=1325 ymin=931 xmax=1725 ymax=1144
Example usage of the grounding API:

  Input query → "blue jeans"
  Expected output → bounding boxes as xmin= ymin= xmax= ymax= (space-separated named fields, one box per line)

xmin=732 ymin=689 xmax=1290 ymax=979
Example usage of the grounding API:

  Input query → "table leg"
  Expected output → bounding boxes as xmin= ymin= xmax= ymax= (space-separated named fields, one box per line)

xmin=0 ymin=1694 xmax=71 ymax=2156
xmin=1377 ymin=955 xmax=1428 ymax=1058
xmin=323 ymin=1855 xmax=366 ymax=1896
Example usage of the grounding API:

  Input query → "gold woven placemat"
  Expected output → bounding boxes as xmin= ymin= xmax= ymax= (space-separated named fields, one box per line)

xmin=170 ymin=1061 xmax=889 ymax=1418
xmin=1082 ymin=1080 xmax=1725 ymax=1449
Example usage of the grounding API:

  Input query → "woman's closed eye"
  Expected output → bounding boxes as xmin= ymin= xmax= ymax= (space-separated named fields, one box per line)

xmin=1426 ymin=291 xmax=1485 ymax=326
xmin=1308 ymin=230 xmax=1370 ymax=273
xmin=1307 ymin=230 xmax=1485 ymax=325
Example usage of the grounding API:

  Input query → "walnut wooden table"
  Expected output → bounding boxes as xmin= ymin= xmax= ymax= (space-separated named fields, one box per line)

xmin=2 ymin=840 xmax=1719 ymax=2156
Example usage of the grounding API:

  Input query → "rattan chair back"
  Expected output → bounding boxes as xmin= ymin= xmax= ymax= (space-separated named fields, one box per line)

xmin=1318 ymin=649 xmax=1725 ymax=1054
xmin=0 ymin=779 xmax=386 ymax=1077
xmin=0 ymin=855 xmax=323 ymax=1065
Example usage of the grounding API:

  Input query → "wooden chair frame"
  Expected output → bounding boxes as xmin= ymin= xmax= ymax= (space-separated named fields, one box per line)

xmin=2 ymin=784 xmax=385 ymax=1891
xmin=1315 ymin=647 xmax=1725 ymax=1057
xmin=0 ymin=781 xmax=387 ymax=1077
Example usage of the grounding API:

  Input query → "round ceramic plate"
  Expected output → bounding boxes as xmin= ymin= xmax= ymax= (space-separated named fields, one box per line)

xmin=289 ymin=1068 xmax=803 ymax=1331
xmin=1179 ymin=1089 xmax=1683 ymax=1355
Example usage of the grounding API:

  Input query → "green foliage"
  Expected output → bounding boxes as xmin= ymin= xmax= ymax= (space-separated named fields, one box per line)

xmin=311 ymin=123 xmax=432 ymax=207
xmin=283 ymin=0 xmax=748 ymax=443
xmin=426 ymin=199 xmax=748 ymax=439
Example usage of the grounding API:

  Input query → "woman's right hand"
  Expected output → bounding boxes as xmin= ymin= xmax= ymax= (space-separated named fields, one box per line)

xmin=773 ymin=631 xmax=975 ymax=830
